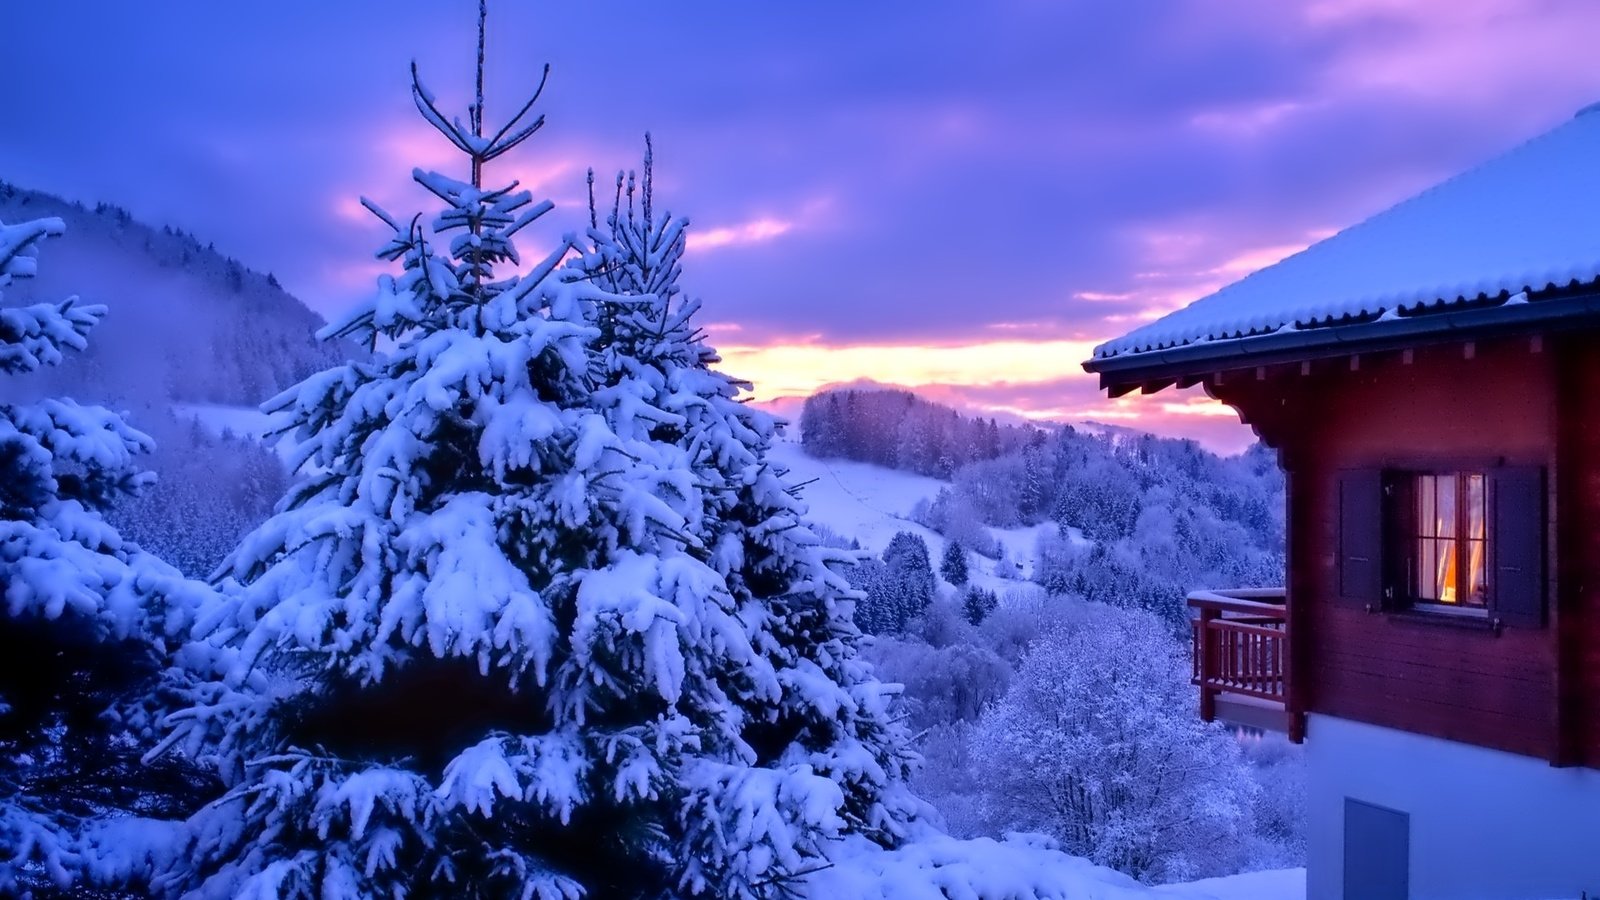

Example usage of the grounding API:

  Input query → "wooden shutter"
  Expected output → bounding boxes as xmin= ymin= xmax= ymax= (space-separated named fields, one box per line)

xmin=1338 ymin=469 xmax=1383 ymax=607
xmin=1490 ymin=466 xmax=1545 ymax=628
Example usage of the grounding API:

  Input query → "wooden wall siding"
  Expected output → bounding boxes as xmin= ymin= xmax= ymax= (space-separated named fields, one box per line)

xmin=1211 ymin=338 xmax=1565 ymax=762
xmin=1555 ymin=334 xmax=1600 ymax=766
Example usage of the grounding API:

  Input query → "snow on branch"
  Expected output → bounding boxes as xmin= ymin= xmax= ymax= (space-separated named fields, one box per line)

xmin=0 ymin=216 xmax=106 ymax=373
xmin=0 ymin=216 xmax=64 ymax=285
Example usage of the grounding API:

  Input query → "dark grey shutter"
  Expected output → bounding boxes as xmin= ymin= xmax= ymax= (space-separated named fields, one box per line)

xmin=1491 ymin=466 xmax=1545 ymax=628
xmin=1338 ymin=470 xmax=1383 ymax=607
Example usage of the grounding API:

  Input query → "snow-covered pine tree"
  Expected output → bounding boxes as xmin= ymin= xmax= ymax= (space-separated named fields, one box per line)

xmin=797 ymin=392 xmax=841 ymax=458
xmin=0 ymin=216 xmax=212 ymax=896
xmin=844 ymin=556 xmax=892 ymax=635
xmin=961 ymin=586 xmax=997 ymax=627
xmin=881 ymin=531 xmax=935 ymax=630
xmin=572 ymin=136 xmax=920 ymax=893
xmin=155 ymin=8 xmax=917 ymax=898
xmin=939 ymin=541 xmax=969 ymax=587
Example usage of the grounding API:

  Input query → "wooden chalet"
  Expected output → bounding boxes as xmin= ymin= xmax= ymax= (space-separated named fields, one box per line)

xmin=1084 ymin=103 xmax=1600 ymax=899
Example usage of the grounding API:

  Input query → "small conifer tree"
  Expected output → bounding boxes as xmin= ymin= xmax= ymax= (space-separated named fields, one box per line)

xmin=962 ymin=585 xmax=999 ymax=626
xmin=940 ymin=541 xmax=969 ymax=587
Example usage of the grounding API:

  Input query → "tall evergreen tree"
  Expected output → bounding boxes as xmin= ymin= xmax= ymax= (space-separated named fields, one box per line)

xmin=155 ymin=9 xmax=917 ymax=898
xmin=0 ymin=217 xmax=212 ymax=896
xmin=879 ymin=532 xmax=935 ymax=632
xmin=573 ymin=142 xmax=921 ymax=891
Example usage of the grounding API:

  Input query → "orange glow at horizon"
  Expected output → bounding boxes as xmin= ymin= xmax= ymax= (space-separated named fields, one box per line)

xmin=716 ymin=338 xmax=1102 ymax=400
xmin=714 ymin=336 xmax=1257 ymax=452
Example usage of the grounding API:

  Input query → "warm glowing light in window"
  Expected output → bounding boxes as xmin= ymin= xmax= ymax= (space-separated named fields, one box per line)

xmin=1411 ymin=473 xmax=1487 ymax=607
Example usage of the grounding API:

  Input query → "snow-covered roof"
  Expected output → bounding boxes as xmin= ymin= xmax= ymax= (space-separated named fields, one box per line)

xmin=1093 ymin=104 xmax=1600 ymax=361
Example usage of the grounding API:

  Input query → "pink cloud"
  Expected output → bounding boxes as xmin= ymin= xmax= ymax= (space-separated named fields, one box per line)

xmin=1071 ymin=224 xmax=1329 ymax=335
xmin=1189 ymin=100 xmax=1315 ymax=137
xmin=687 ymin=217 xmax=794 ymax=252
xmin=1306 ymin=1 xmax=1600 ymax=114
xmin=684 ymin=194 xmax=837 ymax=253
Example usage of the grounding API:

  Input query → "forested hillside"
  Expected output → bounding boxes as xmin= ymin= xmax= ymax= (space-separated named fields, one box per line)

xmin=0 ymin=183 xmax=347 ymax=407
xmin=800 ymin=387 xmax=1285 ymax=629
xmin=799 ymin=388 xmax=1037 ymax=478
xmin=0 ymin=183 xmax=347 ymax=578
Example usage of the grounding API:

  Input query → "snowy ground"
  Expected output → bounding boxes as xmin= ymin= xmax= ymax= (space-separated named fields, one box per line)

xmin=812 ymin=833 xmax=1303 ymax=899
xmin=1154 ymin=867 xmax=1304 ymax=899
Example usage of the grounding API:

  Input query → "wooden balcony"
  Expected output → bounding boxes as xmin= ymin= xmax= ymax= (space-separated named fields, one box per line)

xmin=1189 ymin=587 xmax=1304 ymax=742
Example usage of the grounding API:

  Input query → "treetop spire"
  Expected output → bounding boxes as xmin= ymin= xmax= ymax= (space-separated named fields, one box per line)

xmin=409 ymin=0 xmax=548 ymax=189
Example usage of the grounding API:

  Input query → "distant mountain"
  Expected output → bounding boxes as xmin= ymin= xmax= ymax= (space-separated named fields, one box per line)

xmin=0 ymin=182 xmax=349 ymax=408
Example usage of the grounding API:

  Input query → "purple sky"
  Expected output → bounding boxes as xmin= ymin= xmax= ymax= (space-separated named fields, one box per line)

xmin=6 ymin=1 xmax=1600 ymax=453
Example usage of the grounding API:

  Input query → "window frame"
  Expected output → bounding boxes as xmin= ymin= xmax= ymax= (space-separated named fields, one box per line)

xmin=1389 ymin=469 xmax=1490 ymax=617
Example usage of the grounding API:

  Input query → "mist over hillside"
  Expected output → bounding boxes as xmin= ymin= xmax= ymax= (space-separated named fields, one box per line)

xmin=0 ymin=183 xmax=353 ymax=579
xmin=0 ymin=182 xmax=348 ymax=409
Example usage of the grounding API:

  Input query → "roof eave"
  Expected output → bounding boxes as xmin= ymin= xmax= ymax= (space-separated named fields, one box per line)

xmin=1082 ymin=290 xmax=1600 ymax=395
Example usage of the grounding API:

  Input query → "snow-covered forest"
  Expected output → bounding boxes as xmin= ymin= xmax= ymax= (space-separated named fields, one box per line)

xmin=800 ymin=387 xmax=1285 ymax=634
xmin=0 ymin=8 xmax=1302 ymax=899
xmin=789 ymin=390 xmax=1301 ymax=880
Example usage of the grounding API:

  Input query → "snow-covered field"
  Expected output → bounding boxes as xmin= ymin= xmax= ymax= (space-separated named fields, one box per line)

xmin=768 ymin=435 xmax=1062 ymax=589
xmin=174 ymin=402 xmax=277 ymax=441
xmin=767 ymin=437 xmax=946 ymax=548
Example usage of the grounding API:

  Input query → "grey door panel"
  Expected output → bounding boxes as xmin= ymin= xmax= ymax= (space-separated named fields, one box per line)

xmin=1344 ymin=798 xmax=1409 ymax=900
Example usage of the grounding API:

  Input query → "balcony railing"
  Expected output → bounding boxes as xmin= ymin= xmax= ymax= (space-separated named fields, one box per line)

xmin=1188 ymin=587 xmax=1303 ymax=742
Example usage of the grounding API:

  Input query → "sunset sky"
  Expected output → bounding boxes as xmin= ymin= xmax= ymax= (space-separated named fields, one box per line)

xmin=6 ymin=0 xmax=1600 ymax=453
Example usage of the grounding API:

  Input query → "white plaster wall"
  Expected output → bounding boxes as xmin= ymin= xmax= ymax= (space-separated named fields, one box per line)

xmin=1306 ymin=713 xmax=1600 ymax=899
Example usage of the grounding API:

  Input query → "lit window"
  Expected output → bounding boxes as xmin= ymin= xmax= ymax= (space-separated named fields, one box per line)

xmin=1404 ymin=473 xmax=1488 ymax=610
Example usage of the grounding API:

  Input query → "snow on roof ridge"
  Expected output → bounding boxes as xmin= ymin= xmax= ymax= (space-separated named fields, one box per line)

xmin=1094 ymin=110 xmax=1600 ymax=360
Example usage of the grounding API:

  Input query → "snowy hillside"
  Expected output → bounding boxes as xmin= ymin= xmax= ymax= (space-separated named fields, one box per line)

xmin=768 ymin=434 xmax=1064 ymax=587
xmin=176 ymin=402 xmax=291 ymax=451
xmin=0 ymin=183 xmax=348 ymax=407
